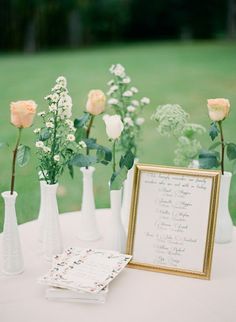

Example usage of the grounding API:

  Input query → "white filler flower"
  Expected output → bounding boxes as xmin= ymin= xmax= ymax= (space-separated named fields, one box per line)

xmin=67 ymin=134 xmax=75 ymax=142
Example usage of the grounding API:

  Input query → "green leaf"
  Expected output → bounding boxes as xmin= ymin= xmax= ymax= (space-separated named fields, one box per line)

xmin=83 ymin=138 xmax=99 ymax=150
xmin=110 ymin=166 xmax=128 ymax=190
xmin=198 ymin=149 xmax=220 ymax=169
xmin=96 ymin=145 xmax=112 ymax=165
xmin=39 ymin=128 xmax=51 ymax=141
xmin=69 ymin=154 xmax=96 ymax=167
xmin=209 ymin=141 xmax=221 ymax=150
xmin=74 ymin=113 xmax=90 ymax=128
xmin=75 ymin=127 xmax=86 ymax=142
xmin=209 ymin=122 xmax=219 ymax=141
xmin=227 ymin=143 xmax=236 ymax=161
xmin=68 ymin=164 xmax=74 ymax=179
xmin=119 ymin=150 xmax=134 ymax=170
xmin=17 ymin=145 xmax=31 ymax=167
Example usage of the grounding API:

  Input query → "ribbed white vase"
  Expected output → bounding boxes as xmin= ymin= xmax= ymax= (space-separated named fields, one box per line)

xmin=110 ymin=189 xmax=126 ymax=253
xmin=42 ymin=183 xmax=63 ymax=260
xmin=79 ymin=167 xmax=101 ymax=241
xmin=121 ymin=159 xmax=138 ymax=233
xmin=215 ymin=172 xmax=233 ymax=244
xmin=1 ymin=191 xmax=24 ymax=275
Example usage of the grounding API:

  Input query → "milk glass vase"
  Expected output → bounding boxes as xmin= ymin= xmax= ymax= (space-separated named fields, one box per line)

xmin=79 ymin=166 xmax=101 ymax=241
xmin=215 ymin=171 xmax=233 ymax=243
xmin=41 ymin=183 xmax=63 ymax=260
xmin=110 ymin=189 xmax=126 ymax=253
xmin=121 ymin=159 xmax=138 ymax=232
xmin=1 ymin=191 xmax=24 ymax=275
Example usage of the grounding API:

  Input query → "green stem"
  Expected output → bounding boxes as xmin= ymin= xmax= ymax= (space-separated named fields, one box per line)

xmin=112 ymin=139 xmax=117 ymax=173
xmin=218 ymin=121 xmax=225 ymax=175
xmin=10 ymin=128 xmax=22 ymax=194
xmin=86 ymin=115 xmax=94 ymax=156
xmin=50 ymin=111 xmax=58 ymax=184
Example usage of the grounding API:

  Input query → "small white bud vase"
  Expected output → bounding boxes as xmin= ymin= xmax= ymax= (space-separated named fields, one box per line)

xmin=1 ymin=191 xmax=24 ymax=275
xmin=121 ymin=159 xmax=138 ymax=233
xmin=110 ymin=189 xmax=126 ymax=253
xmin=42 ymin=183 xmax=63 ymax=260
xmin=38 ymin=180 xmax=47 ymax=243
xmin=215 ymin=171 xmax=233 ymax=243
xmin=79 ymin=167 xmax=101 ymax=241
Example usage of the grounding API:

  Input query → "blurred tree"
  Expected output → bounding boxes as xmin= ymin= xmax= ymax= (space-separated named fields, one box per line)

xmin=227 ymin=0 xmax=236 ymax=39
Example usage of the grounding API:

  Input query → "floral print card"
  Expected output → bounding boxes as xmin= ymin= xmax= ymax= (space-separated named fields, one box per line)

xmin=39 ymin=248 xmax=132 ymax=294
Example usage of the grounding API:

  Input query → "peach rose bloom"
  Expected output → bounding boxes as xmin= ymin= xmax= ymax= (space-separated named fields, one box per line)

xmin=86 ymin=90 xmax=106 ymax=116
xmin=207 ymin=98 xmax=230 ymax=122
xmin=10 ymin=100 xmax=37 ymax=128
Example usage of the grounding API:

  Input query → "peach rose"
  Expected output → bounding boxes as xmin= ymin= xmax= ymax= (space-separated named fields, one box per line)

xmin=10 ymin=100 xmax=37 ymax=128
xmin=86 ymin=90 xmax=106 ymax=116
xmin=207 ymin=98 xmax=230 ymax=122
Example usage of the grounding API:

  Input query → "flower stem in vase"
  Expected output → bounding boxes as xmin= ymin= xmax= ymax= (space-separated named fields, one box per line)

xmin=218 ymin=120 xmax=225 ymax=175
xmin=10 ymin=128 xmax=22 ymax=195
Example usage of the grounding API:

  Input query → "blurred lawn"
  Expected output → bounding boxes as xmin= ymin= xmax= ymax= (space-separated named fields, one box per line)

xmin=0 ymin=41 xmax=236 ymax=232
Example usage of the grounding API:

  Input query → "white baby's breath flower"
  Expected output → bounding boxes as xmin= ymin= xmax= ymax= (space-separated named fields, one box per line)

xmin=111 ymin=64 xmax=125 ymax=77
xmin=136 ymin=117 xmax=145 ymax=126
xmin=67 ymin=134 xmax=75 ymax=142
xmin=65 ymin=119 xmax=74 ymax=127
xmin=43 ymin=146 xmax=51 ymax=153
xmin=127 ymin=105 xmax=136 ymax=112
xmin=124 ymin=117 xmax=134 ymax=126
xmin=107 ymin=85 xmax=119 ymax=96
xmin=49 ymin=104 xmax=57 ymax=112
xmin=52 ymin=93 xmax=59 ymax=102
xmin=122 ymin=77 xmax=131 ymax=84
xmin=53 ymin=155 xmax=60 ymax=162
xmin=33 ymin=128 xmax=41 ymax=134
xmin=130 ymin=86 xmax=138 ymax=93
xmin=37 ymin=111 xmax=46 ymax=117
xmin=132 ymin=100 xmax=139 ymax=107
xmin=79 ymin=141 xmax=87 ymax=148
xmin=35 ymin=141 xmax=44 ymax=148
xmin=123 ymin=90 xmax=133 ymax=97
xmin=107 ymin=79 xmax=114 ymax=86
xmin=58 ymin=94 xmax=72 ymax=109
xmin=56 ymin=76 xmax=67 ymax=87
xmin=46 ymin=122 xmax=54 ymax=128
xmin=108 ymin=98 xmax=119 ymax=105
xmin=141 ymin=97 xmax=150 ymax=105
xmin=44 ymin=95 xmax=52 ymax=100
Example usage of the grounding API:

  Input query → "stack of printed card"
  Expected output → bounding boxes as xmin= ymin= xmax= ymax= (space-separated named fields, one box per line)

xmin=39 ymin=248 xmax=132 ymax=304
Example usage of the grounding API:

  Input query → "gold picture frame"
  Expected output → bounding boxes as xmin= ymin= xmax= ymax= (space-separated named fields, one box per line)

xmin=126 ymin=163 xmax=221 ymax=279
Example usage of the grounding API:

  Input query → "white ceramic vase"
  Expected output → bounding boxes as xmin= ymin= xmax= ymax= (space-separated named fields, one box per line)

xmin=42 ymin=183 xmax=63 ymax=260
xmin=79 ymin=166 xmax=101 ymax=241
xmin=1 ymin=191 xmax=24 ymax=275
xmin=110 ymin=189 xmax=126 ymax=253
xmin=121 ymin=159 xmax=138 ymax=233
xmin=215 ymin=171 xmax=233 ymax=244
xmin=38 ymin=180 xmax=47 ymax=243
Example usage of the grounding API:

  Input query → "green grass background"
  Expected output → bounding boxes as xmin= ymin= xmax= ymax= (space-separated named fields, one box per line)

xmin=0 ymin=41 xmax=236 ymax=231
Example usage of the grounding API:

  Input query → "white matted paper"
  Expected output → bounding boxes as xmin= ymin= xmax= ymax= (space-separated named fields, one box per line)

xmin=127 ymin=164 xmax=221 ymax=279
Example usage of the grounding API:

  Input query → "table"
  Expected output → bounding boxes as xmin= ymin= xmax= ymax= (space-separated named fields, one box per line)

xmin=1 ymin=209 xmax=236 ymax=322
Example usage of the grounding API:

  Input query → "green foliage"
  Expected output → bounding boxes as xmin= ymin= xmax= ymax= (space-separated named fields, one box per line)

xmin=198 ymin=149 xmax=220 ymax=169
xmin=209 ymin=122 xmax=219 ymax=141
xmin=74 ymin=113 xmax=90 ymax=128
xmin=69 ymin=154 xmax=96 ymax=168
xmin=96 ymin=146 xmax=112 ymax=165
xmin=227 ymin=143 xmax=236 ymax=161
xmin=16 ymin=145 xmax=31 ymax=167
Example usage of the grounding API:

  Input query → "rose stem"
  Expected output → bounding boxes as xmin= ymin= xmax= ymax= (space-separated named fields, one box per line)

xmin=10 ymin=128 xmax=22 ymax=195
xmin=112 ymin=139 xmax=116 ymax=173
xmin=218 ymin=120 xmax=225 ymax=175
xmin=85 ymin=115 xmax=94 ymax=169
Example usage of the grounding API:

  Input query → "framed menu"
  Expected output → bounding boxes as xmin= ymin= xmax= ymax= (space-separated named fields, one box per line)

xmin=126 ymin=164 xmax=221 ymax=279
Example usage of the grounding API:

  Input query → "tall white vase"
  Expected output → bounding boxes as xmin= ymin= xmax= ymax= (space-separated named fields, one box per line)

xmin=42 ymin=183 xmax=63 ymax=260
xmin=79 ymin=167 xmax=101 ymax=241
xmin=38 ymin=180 xmax=47 ymax=243
xmin=215 ymin=172 xmax=233 ymax=244
xmin=1 ymin=191 xmax=24 ymax=275
xmin=110 ymin=189 xmax=126 ymax=253
xmin=121 ymin=159 xmax=138 ymax=233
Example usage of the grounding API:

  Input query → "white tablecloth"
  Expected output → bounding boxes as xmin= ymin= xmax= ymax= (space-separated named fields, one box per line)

xmin=1 ymin=209 xmax=236 ymax=322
